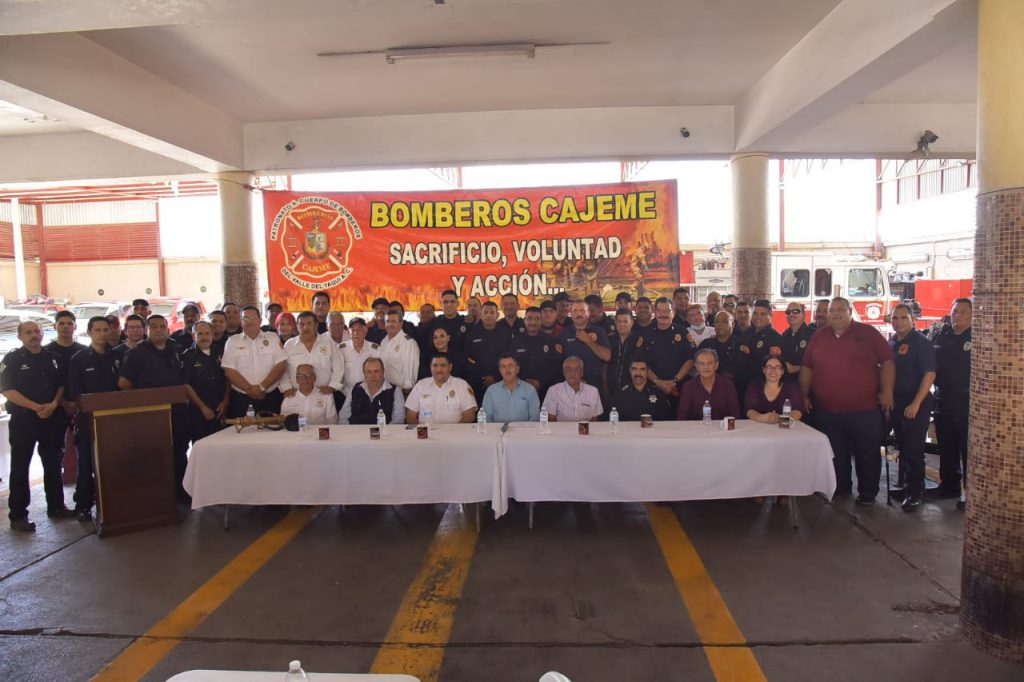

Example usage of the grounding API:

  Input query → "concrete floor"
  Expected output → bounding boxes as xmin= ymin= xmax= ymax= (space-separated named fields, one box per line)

xmin=2 ymin=454 xmax=1023 ymax=682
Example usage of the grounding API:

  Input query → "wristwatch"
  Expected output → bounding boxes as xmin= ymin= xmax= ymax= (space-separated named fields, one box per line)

xmin=257 ymin=383 xmax=266 ymax=393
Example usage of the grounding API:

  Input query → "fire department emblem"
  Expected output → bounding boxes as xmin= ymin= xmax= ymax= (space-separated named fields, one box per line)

xmin=269 ymin=196 xmax=363 ymax=290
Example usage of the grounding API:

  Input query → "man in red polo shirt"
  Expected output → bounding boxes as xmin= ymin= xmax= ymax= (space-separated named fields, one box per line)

xmin=800 ymin=297 xmax=895 ymax=506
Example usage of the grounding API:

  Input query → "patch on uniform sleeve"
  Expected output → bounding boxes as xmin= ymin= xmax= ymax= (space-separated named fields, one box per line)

xmin=963 ymin=341 xmax=972 ymax=352
xmin=799 ymin=340 xmax=807 ymax=349
xmin=739 ymin=345 xmax=750 ymax=354
xmin=648 ymin=394 xmax=658 ymax=403
xmin=898 ymin=344 xmax=909 ymax=355
xmin=674 ymin=334 xmax=682 ymax=342
xmin=636 ymin=337 xmax=645 ymax=348
xmin=555 ymin=343 xmax=564 ymax=353
xmin=460 ymin=325 xmax=467 ymax=333
xmin=756 ymin=340 xmax=764 ymax=349
xmin=542 ymin=344 xmax=549 ymax=353
xmin=769 ymin=345 xmax=781 ymax=355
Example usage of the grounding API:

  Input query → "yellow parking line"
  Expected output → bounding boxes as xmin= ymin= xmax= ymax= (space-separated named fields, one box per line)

xmin=91 ymin=506 xmax=319 ymax=682
xmin=370 ymin=504 xmax=479 ymax=682
xmin=646 ymin=503 xmax=767 ymax=682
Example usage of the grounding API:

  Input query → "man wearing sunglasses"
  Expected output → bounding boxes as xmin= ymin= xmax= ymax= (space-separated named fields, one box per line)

xmin=780 ymin=302 xmax=814 ymax=383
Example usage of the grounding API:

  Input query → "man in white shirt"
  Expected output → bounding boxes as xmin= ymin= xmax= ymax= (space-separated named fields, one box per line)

xmin=541 ymin=355 xmax=603 ymax=421
xmin=405 ymin=353 xmax=477 ymax=425
xmin=338 ymin=318 xmax=381 ymax=394
xmin=379 ymin=309 xmax=420 ymax=395
xmin=280 ymin=364 xmax=337 ymax=425
xmin=221 ymin=305 xmax=288 ymax=418
xmin=325 ymin=311 xmax=350 ymax=345
xmin=279 ymin=311 xmax=345 ymax=398
xmin=338 ymin=357 xmax=405 ymax=425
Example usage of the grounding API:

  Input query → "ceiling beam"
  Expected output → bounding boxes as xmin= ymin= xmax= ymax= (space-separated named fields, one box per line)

xmin=734 ymin=0 xmax=975 ymax=153
xmin=0 ymin=32 xmax=243 ymax=172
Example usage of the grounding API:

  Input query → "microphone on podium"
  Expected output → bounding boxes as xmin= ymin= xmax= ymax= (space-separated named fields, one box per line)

xmin=223 ymin=413 xmax=301 ymax=432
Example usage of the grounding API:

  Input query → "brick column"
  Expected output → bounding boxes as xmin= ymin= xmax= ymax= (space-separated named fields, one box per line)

xmin=217 ymin=171 xmax=259 ymax=306
xmin=730 ymin=153 xmax=771 ymax=301
xmin=960 ymin=0 xmax=1024 ymax=663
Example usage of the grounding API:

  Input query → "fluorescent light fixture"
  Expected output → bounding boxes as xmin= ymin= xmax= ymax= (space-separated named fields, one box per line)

xmin=947 ymin=248 xmax=974 ymax=261
xmin=385 ymin=43 xmax=536 ymax=64
xmin=892 ymin=253 xmax=930 ymax=264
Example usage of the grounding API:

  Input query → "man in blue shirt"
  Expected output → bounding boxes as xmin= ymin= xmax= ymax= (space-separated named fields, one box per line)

xmin=481 ymin=353 xmax=540 ymax=423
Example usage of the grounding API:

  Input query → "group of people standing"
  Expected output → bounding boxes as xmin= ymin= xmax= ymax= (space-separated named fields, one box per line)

xmin=3 ymin=286 xmax=972 ymax=533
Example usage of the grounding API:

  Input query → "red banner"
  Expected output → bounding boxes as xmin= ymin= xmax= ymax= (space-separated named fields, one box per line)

xmin=263 ymin=180 xmax=678 ymax=311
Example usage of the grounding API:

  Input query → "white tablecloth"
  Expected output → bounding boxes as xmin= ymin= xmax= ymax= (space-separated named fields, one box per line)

xmin=183 ymin=424 xmax=507 ymax=516
xmin=502 ymin=420 xmax=836 ymax=503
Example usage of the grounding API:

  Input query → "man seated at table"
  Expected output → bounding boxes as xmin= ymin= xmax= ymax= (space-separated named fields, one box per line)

xmin=405 ymin=353 xmax=478 ymax=425
xmin=677 ymin=348 xmax=740 ymax=420
xmin=280 ymin=363 xmax=337 ymax=425
xmin=541 ymin=355 xmax=603 ymax=422
xmin=607 ymin=357 xmax=672 ymax=421
xmin=481 ymin=353 xmax=540 ymax=423
xmin=338 ymin=357 xmax=405 ymax=425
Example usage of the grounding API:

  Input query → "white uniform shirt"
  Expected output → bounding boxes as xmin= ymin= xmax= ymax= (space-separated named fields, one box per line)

xmin=379 ymin=332 xmax=420 ymax=391
xmin=405 ymin=375 xmax=477 ymax=424
xmin=221 ymin=331 xmax=288 ymax=394
xmin=541 ymin=381 xmax=603 ymax=421
xmin=279 ymin=335 xmax=345 ymax=393
xmin=337 ymin=339 xmax=382 ymax=394
xmin=337 ymin=380 xmax=406 ymax=425
xmin=280 ymin=389 xmax=338 ymax=425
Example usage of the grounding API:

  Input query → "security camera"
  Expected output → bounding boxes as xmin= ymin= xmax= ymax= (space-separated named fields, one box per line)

xmin=284 ymin=141 xmax=296 ymax=152
xmin=920 ymin=130 xmax=938 ymax=145
xmin=679 ymin=127 xmax=691 ymax=138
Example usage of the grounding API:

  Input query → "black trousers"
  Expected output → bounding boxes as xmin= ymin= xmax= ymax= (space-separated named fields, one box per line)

xmin=73 ymin=418 xmax=96 ymax=512
xmin=816 ymin=409 xmax=884 ymax=498
xmin=7 ymin=411 xmax=67 ymax=521
xmin=187 ymin=405 xmax=224 ymax=445
xmin=893 ymin=394 xmax=933 ymax=496
xmin=227 ymin=389 xmax=283 ymax=419
xmin=933 ymin=392 xmax=969 ymax=492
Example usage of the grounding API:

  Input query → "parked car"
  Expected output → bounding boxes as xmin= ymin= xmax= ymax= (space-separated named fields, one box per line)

xmin=8 ymin=303 xmax=66 ymax=318
xmin=68 ymin=301 xmax=131 ymax=341
xmin=144 ymin=298 xmax=208 ymax=334
xmin=0 ymin=309 xmax=59 ymax=363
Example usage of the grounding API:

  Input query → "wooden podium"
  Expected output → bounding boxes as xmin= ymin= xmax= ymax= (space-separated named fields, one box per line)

xmin=80 ymin=386 xmax=188 ymax=538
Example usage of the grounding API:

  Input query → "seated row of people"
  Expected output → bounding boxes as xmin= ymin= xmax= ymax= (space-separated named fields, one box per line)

xmin=292 ymin=348 xmax=804 ymax=426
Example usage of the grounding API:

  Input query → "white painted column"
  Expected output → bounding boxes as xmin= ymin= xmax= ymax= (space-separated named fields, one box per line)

xmin=216 ymin=171 xmax=258 ymax=306
xmin=11 ymin=198 xmax=27 ymax=300
xmin=730 ymin=153 xmax=771 ymax=301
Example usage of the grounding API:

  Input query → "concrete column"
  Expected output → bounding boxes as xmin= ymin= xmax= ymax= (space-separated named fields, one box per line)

xmin=961 ymin=0 xmax=1024 ymax=664
xmin=217 ymin=171 xmax=259 ymax=307
xmin=730 ymin=153 xmax=771 ymax=302
xmin=11 ymin=198 xmax=27 ymax=300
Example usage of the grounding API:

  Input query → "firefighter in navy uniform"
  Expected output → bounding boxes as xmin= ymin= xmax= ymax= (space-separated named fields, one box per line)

xmin=929 ymin=298 xmax=972 ymax=508
xmin=641 ymin=297 xmax=694 ymax=413
xmin=735 ymin=300 xmax=785 ymax=398
xmin=432 ymin=289 xmax=470 ymax=351
xmin=66 ymin=316 xmax=120 ymax=522
xmin=463 ymin=301 xmax=514 ymax=403
xmin=170 ymin=303 xmax=201 ymax=348
xmin=699 ymin=311 xmax=743 ymax=384
xmin=1 ymin=320 xmax=70 ymax=532
xmin=509 ymin=306 xmax=563 ymax=402
xmin=607 ymin=358 xmax=672 ymax=421
xmin=119 ymin=314 xmax=191 ymax=502
xmin=606 ymin=308 xmax=644 ymax=400
xmin=182 ymin=320 xmax=229 ymax=445
xmin=780 ymin=302 xmax=815 ymax=383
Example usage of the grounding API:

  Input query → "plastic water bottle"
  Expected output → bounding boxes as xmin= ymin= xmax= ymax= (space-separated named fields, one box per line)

xmin=246 ymin=404 xmax=255 ymax=419
xmin=376 ymin=408 xmax=387 ymax=436
xmin=421 ymin=400 xmax=433 ymax=428
xmin=539 ymin=406 xmax=549 ymax=434
xmin=297 ymin=416 xmax=308 ymax=436
xmin=782 ymin=399 xmax=792 ymax=419
xmin=284 ymin=660 xmax=309 ymax=681
xmin=702 ymin=400 xmax=712 ymax=426
xmin=609 ymin=407 xmax=619 ymax=434
xmin=477 ymin=407 xmax=487 ymax=434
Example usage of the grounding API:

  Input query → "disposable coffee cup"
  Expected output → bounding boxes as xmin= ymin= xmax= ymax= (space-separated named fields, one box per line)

xmin=318 ymin=427 xmax=330 ymax=440
xmin=778 ymin=415 xmax=791 ymax=429
xmin=578 ymin=421 xmax=590 ymax=435
xmin=640 ymin=414 xmax=653 ymax=428
xmin=720 ymin=416 xmax=736 ymax=431
xmin=370 ymin=426 xmax=381 ymax=440
xmin=417 ymin=424 xmax=429 ymax=439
